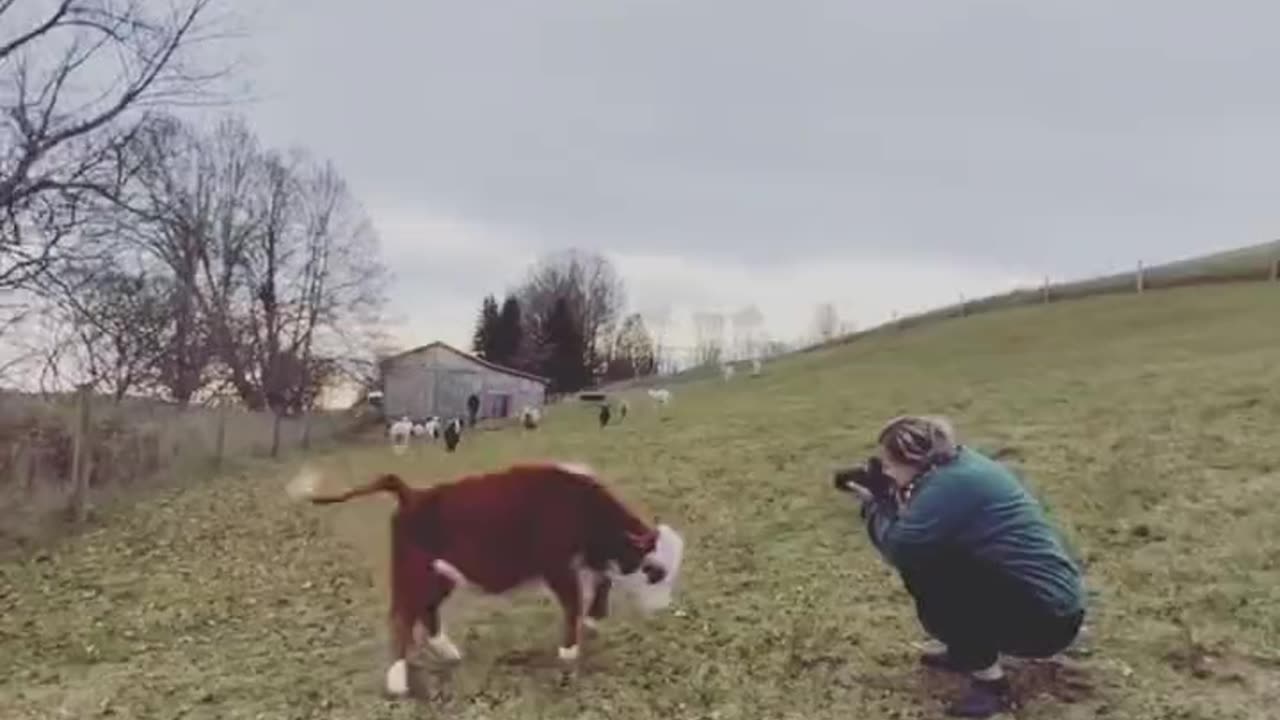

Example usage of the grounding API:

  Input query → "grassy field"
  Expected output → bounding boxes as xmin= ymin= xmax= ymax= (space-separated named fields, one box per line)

xmin=3 ymin=282 xmax=1280 ymax=719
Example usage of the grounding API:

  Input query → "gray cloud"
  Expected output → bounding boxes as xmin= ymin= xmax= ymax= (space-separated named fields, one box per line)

xmin=243 ymin=1 xmax=1280 ymax=285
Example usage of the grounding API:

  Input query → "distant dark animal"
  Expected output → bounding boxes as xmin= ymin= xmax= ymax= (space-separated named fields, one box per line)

xmin=599 ymin=403 xmax=611 ymax=428
xmin=443 ymin=418 xmax=463 ymax=452
xmin=467 ymin=395 xmax=480 ymax=428
xmin=285 ymin=461 xmax=681 ymax=698
xmin=619 ymin=400 xmax=628 ymax=420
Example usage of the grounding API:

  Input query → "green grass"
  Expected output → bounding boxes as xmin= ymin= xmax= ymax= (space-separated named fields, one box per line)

xmin=611 ymin=240 xmax=1280 ymax=393
xmin=3 ymin=283 xmax=1280 ymax=719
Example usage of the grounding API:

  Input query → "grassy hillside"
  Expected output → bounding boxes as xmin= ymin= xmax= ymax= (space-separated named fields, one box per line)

xmin=2 ymin=282 xmax=1278 ymax=719
xmin=609 ymin=240 xmax=1280 ymax=393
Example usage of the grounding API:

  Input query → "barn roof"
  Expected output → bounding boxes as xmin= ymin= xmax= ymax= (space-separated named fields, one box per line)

xmin=380 ymin=341 xmax=551 ymax=385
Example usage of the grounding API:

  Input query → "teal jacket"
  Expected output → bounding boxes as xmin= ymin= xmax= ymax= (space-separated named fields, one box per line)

xmin=862 ymin=446 xmax=1085 ymax=617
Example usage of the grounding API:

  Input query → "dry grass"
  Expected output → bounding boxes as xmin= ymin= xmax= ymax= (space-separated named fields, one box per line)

xmin=3 ymin=283 xmax=1280 ymax=719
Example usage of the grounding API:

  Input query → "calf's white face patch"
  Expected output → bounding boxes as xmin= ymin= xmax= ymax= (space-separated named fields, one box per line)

xmin=614 ymin=524 xmax=684 ymax=614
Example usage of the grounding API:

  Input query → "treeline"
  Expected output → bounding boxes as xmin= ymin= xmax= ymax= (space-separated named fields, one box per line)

xmin=470 ymin=250 xmax=658 ymax=393
xmin=0 ymin=1 xmax=387 ymax=415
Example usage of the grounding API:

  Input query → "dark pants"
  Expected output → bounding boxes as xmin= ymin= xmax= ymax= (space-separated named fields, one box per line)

xmin=902 ymin=551 xmax=1084 ymax=672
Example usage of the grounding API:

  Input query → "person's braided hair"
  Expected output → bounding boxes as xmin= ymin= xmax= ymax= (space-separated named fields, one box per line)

xmin=877 ymin=415 xmax=961 ymax=473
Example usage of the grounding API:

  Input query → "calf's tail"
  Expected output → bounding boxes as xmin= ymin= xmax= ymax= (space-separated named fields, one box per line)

xmin=286 ymin=466 xmax=411 ymax=507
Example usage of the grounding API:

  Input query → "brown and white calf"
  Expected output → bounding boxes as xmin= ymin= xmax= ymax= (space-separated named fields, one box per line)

xmin=286 ymin=461 xmax=681 ymax=697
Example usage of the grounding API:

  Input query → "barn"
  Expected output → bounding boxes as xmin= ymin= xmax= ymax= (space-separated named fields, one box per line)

xmin=378 ymin=341 xmax=549 ymax=422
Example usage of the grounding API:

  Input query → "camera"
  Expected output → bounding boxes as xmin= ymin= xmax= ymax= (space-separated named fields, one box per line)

xmin=833 ymin=456 xmax=895 ymax=499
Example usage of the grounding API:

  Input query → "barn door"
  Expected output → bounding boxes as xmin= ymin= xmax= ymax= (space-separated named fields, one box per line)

xmin=436 ymin=369 xmax=479 ymax=420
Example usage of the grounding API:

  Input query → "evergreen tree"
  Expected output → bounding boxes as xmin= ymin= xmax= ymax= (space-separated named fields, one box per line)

xmin=542 ymin=296 xmax=589 ymax=392
xmin=492 ymin=295 xmax=523 ymax=365
xmin=471 ymin=294 xmax=500 ymax=358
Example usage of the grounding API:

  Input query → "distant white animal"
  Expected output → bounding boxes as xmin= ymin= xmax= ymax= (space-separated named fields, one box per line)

xmin=388 ymin=416 xmax=413 ymax=455
xmin=721 ymin=364 xmax=735 ymax=381
xmin=520 ymin=406 xmax=541 ymax=429
xmin=423 ymin=416 xmax=441 ymax=440
xmin=751 ymin=358 xmax=763 ymax=377
xmin=410 ymin=422 xmax=426 ymax=437
xmin=647 ymin=388 xmax=672 ymax=406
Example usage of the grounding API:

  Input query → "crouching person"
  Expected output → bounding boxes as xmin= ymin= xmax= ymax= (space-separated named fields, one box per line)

xmin=854 ymin=415 xmax=1086 ymax=718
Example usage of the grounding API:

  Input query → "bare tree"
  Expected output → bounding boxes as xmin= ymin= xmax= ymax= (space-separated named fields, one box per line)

xmin=760 ymin=338 xmax=791 ymax=358
xmin=730 ymin=304 xmax=764 ymax=360
xmin=692 ymin=310 xmax=725 ymax=367
xmin=605 ymin=313 xmax=657 ymax=381
xmin=0 ymin=0 xmax=235 ymax=294
xmin=639 ymin=303 xmax=672 ymax=376
xmin=41 ymin=261 xmax=171 ymax=401
xmin=813 ymin=302 xmax=839 ymax=342
xmin=213 ymin=145 xmax=385 ymax=415
xmin=61 ymin=114 xmax=387 ymax=411
xmin=516 ymin=248 xmax=625 ymax=375
xmin=108 ymin=115 xmax=257 ymax=403
xmin=285 ymin=156 xmax=386 ymax=412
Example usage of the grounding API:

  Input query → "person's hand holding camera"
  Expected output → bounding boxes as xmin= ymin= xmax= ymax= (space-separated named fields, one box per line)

xmin=832 ymin=456 xmax=897 ymax=505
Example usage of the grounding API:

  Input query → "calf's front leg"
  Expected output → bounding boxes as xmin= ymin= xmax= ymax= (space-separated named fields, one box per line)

xmin=584 ymin=573 xmax=612 ymax=631
xmin=544 ymin=566 xmax=585 ymax=662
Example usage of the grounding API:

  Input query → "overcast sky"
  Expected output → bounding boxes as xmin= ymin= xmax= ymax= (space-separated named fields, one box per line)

xmin=234 ymin=0 xmax=1280 ymax=357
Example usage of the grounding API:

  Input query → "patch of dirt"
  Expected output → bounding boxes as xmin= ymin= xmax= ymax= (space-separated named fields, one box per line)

xmin=1166 ymin=645 xmax=1280 ymax=716
xmin=904 ymin=656 xmax=1101 ymax=718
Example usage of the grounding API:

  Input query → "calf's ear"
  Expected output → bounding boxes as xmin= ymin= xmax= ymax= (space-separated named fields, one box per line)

xmin=627 ymin=528 xmax=659 ymax=552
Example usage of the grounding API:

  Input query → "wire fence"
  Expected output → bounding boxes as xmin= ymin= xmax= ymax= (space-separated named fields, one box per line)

xmin=790 ymin=242 xmax=1280 ymax=362
xmin=0 ymin=389 xmax=374 ymax=542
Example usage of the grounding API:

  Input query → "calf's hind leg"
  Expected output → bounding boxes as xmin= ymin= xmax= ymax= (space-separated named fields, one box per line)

xmin=385 ymin=605 xmax=414 ymax=697
xmin=384 ymin=565 xmax=462 ymax=696
xmin=421 ymin=569 xmax=461 ymax=662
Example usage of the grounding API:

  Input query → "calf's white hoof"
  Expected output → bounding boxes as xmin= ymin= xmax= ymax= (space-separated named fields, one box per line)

xmin=582 ymin=616 xmax=601 ymax=633
xmin=384 ymin=659 xmax=409 ymax=697
xmin=427 ymin=633 xmax=463 ymax=662
xmin=558 ymin=644 xmax=580 ymax=662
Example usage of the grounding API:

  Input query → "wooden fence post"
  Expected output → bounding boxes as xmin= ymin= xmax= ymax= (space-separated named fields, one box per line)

xmin=301 ymin=412 xmax=312 ymax=451
xmin=214 ymin=401 xmax=228 ymax=469
xmin=1136 ymin=261 xmax=1145 ymax=294
xmin=68 ymin=384 xmax=93 ymax=523
xmin=8 ymin=443 xmax=24 ymax=494
xmin=22 ymin=441 xmax=36 ymax=496
xmin=270 ymin=412 xmax=283 ymax=458
xmin=1042 ymin=276 xmax=1050 ymax=304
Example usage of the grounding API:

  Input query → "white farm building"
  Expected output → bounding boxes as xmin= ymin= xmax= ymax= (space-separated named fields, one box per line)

xmin=378 ymin=341 xmax=549 ymax=422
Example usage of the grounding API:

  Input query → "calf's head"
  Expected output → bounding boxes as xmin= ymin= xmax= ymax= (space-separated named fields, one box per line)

xmin=611 ymin=524 xmax=685 ymax=614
